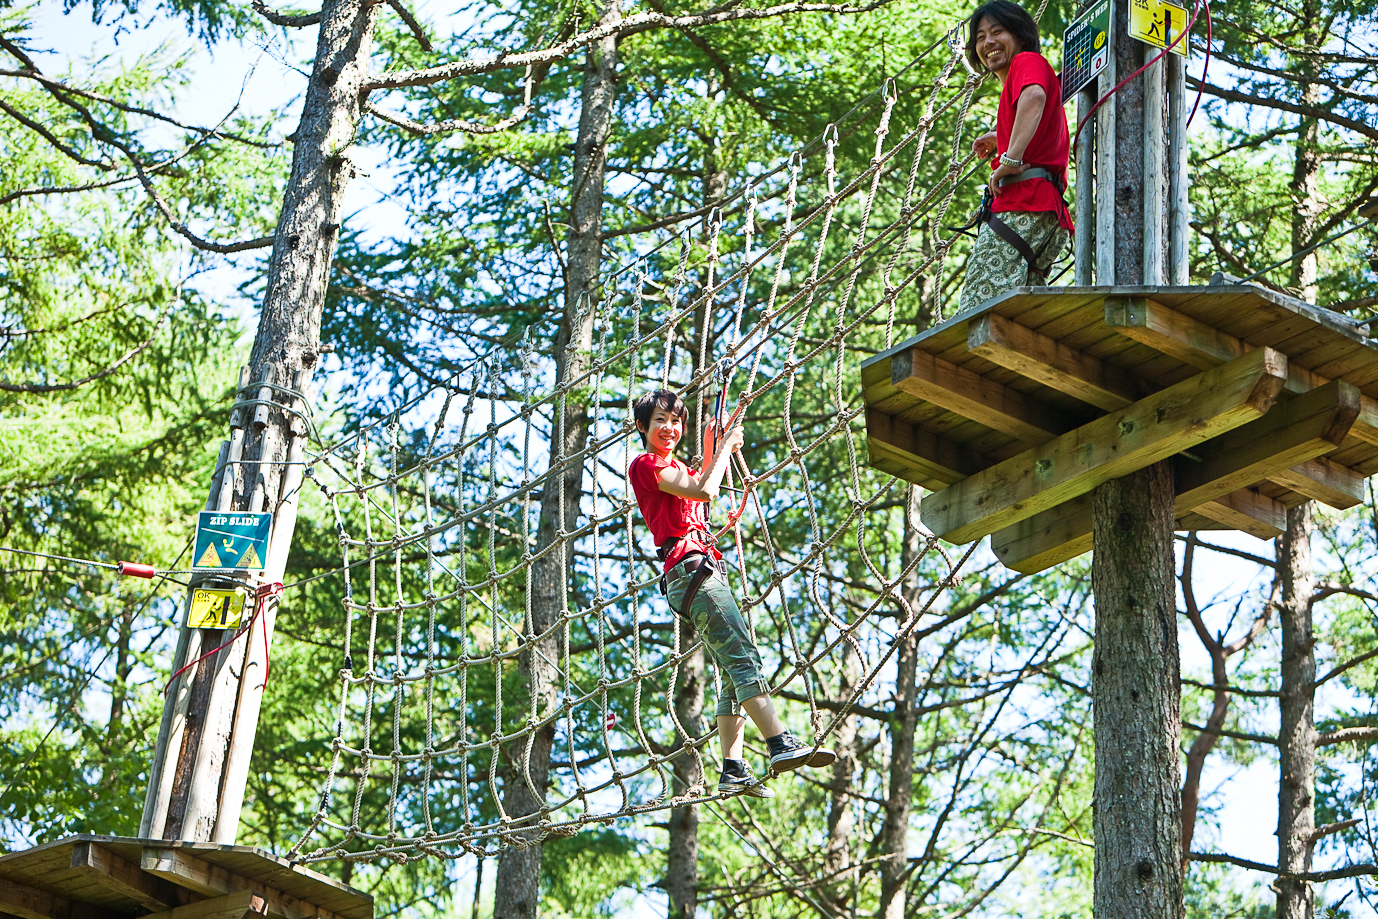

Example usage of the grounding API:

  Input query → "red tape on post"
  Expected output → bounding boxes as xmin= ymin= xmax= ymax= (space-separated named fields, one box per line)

xmin=118 ymin=561 xmax=156 ymax=579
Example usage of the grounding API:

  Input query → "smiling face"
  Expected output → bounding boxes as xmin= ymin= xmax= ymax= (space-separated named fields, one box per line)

xmin=974 ymin=15 xmax=1022 ymax=77
xmin=639 ymin=406 xmax=684 ymax=458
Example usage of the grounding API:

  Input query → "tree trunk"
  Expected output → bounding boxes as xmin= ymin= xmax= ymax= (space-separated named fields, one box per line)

xmin=667 ymin=614 xmax=705 ymax=919
xmin=1276 ymin=503 xmax=1316 ymax=919
xmin=823 ymin=639 xmax=859 ymax=915
xmin=1092 ymin=465 xmax=1182 ymax=919
xmin=142 ymin=0 xmax=377 ymax=843
xmin=1287 ymin=0 xmax=1323 ymax=304
xmin=877 ymin=486 xmax=922 ymax=919
xmin=492 ymin=3 xmax=620 ymax=914
xmin=1090 ymin=9 xmax=1182 ymax=915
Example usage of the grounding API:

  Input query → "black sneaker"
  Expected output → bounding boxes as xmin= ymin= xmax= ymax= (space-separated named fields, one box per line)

xmin=767 ymin=731 xmax=837 ymax=772
xmin=717 ymin=768 xmax=776 ymax=798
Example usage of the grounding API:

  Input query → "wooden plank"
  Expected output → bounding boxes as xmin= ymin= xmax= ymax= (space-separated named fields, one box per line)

xmin=0 ymin=878 xmax=75 ymax=919
xmin=1187 ymin=488 xmax=1284 ymax=539
xmin=890 ymin=346 xmax=1076 ymax=444
xmin=920 ymin=347 xmax=1288 ymax=544
xmin=967 ymin=312 xmax=1141 ymax=411
xmin=68 ymin=843 xmax=177 ymax=913
xmin=1105 ymin=296 xmax=1244 ymax=370
xmin=1175 ymin=380 xmax=1361 ymax=510
xmin=1105 ymin=295 xmax=1378 ymax=446
xmin=140 ymin=850 xmax=360 ymax=919
xmin=990 ymin=493 xmax=1094 ymax=573
xmin=1270 ymin=457 xmax=1366 ymax=509
xmin=140 ymin=891 xmax=265 ymax=919
xmin=866 ymin=408 xmax=982 ymax=487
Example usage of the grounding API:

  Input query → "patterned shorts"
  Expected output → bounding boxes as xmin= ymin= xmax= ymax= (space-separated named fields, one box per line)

xmin=666 ymin=559 xmax=770 ymax=718
xmin=957 ymin=210 xmax=1072 ymax=315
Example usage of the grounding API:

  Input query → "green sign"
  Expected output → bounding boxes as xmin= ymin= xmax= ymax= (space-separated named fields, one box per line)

xmin=194 ymin=511 xmax=272 ymax=570
xmin=1062 ymin=0 xmax=1112 ymax=102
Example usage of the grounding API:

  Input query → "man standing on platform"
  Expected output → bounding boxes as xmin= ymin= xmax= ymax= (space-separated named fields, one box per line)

xmin=959 ymin=0 xmax=1074 ymax=313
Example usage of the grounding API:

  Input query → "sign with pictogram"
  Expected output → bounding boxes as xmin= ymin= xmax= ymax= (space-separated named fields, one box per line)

xmin=187 ymin=588 xmax=247 ymax=629
xmin=193 ymin=511 xmax=273 ymax=570
xmin=1128 ymin=0 xmax=1189 ymax=56
xmin=1062 ymin=0 xmax=1112 ymax=102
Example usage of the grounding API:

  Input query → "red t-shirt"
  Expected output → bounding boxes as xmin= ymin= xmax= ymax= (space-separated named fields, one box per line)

xmin=993 ymin=51 xmax=1073 ymax=231
xmin=628 ymin=453 xmax=722 ymax=573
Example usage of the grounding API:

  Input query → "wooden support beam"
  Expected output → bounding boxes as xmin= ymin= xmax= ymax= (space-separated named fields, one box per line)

xmin=141 ymin=849 xmax=347 ymax=919
xmin=69 ymin=842 xmax=177 ymax=913
xmin=1270 ymin=457 xmax=1366 ymax=509
xmin=1184 ymin=488 xmax=1284 ymax=539
xmin=0 ymin=878 xmax=74 ymax=919
xmin=865 ymin=408 xmax=979 ymax=487
xmin=1176 ymin=380 xmax=1361 ymax=508
xmin=890 ymin=346 xmax=1075 ymax=444
xmin=140 ymin=891 xmax=265 ymax=919
xmin=967 ymin=312 xmax=1142 ymax=411
xmin=990 ymin=381 xmax=1350 ymax=571
xmin=1105 ymin=295 xmax=1378 ymax=446
xmin=921 ymin=347 xmax=1288 ymax=544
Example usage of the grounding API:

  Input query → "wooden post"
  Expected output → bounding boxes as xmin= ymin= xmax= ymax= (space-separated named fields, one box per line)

xmin=141 ymin=0 xmax=380 ymax=844
xmin=1090 ymin=1 xmax=1184 ymax=916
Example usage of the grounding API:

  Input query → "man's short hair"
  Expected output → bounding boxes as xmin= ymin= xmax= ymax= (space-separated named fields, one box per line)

xmin=966 ymin=1 xmax=1040 ymax=73
xmin=633 ymin=389 xmax=687 ymax=447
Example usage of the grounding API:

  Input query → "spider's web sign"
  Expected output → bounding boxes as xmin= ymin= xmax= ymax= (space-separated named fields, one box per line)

xmin=1061 ymin=0 xmax=1111 ymax=102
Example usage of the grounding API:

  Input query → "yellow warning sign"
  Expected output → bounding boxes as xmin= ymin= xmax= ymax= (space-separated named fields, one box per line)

xmin=196 ymin=541 xmax=223 ymax=568
xmin=1129 ymin=0 xmax=1189 ymax=56
xmin=237 ymin=542 xmax=263 ymax=570
xmin=188 ymin=588 xmax=246 ymax=629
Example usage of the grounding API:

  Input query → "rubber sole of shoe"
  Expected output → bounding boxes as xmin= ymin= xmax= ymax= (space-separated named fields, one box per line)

xmin=806 ymin=748 xmax=837 ymax=768
xmin=718 ymin=780 xmax=776 ymax=799
xmin=768 ymin=749 xmax=814 ymax=772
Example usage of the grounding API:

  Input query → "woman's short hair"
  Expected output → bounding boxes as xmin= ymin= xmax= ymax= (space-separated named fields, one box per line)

xmin=633 ymin=389 xmax=687 ymax=447
xmin=966 ymin=1 xmax=1041 ymax=73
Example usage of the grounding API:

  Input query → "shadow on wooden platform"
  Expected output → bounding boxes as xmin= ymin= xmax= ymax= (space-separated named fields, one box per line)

xmin=0 ymin=837 xmax=370 ymax=919
xmin=862 ymin=284 xmax=1378 ymax=573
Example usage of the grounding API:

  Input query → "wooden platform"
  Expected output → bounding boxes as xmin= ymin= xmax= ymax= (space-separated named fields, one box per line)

xmin=862 ymin=285 xmax=1378 ymax=573
xmin=0 ymin=837 xmax=370 ymax=919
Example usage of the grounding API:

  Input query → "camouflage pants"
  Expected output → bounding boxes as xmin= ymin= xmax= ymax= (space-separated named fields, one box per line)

xmin=666 ymin=559 xmax=769 ymax=718
xmin=957 ymin=210 xmax=1071 ymax=315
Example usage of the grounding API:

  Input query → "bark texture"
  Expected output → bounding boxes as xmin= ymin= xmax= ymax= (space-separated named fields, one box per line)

xmin=1287 ymin=0 xmax=1323 ymax=303
xmin=1090 ymin=10 xmax=1182 ymax=915
xmin=667 ymin=613 xmax=705 ymax=919
xmin=1276 ymin=503 xmax=1316 ymax=919
xmin=1092 ymin=463 xmax=1182 ymax=919
xmin=877 ymin=487 xmax=923 ymax=919
xmin=492 ymin=3 xmax=619 ymax=914
xmin=823 ymin=640 xmax=859 ymax=915
xmin=146 ymin=0 xmax=377 ymax=843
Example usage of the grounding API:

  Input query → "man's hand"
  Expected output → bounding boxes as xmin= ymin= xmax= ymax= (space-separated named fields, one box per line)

xmin=972 ymin=131 xmax=997 ymax=160
xmin=988 ymin=158 xmax=1029 ymax=197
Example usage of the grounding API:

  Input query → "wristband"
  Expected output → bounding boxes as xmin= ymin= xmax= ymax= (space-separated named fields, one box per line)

xmin=999 ymin=153 xmax=1024 ymax=168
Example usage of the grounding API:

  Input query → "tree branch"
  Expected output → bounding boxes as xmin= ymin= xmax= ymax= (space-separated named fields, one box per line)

xmin=1190 ymin=851 xmax=1378 ymax=882
xmin=1310 ymin=818 xmax=1362 ymax=842
xmin=0 ymin=97 xmax=113 ymax=170
xmin=0 ymin=314 xmax=166 ymax=393
xmin=1315 ymin=645 xmax=1378 ymax=687
xmin=1183 ymin=721 xmax=1277 ymax=745
xmin=1189 ymin=78 xmax=1378 ymax=142
xmin=1210 ymin=50 xmax=1378 ymax=108
xmin=386 ymin=0 xmax=432 ymax=51
xmin=251 ymin=0 xmax=323 ymax=27
xmin=365 ymin=0 xmax=896 ymax=91
xmin=1317 ymin=726 xmax=1378 ymax=747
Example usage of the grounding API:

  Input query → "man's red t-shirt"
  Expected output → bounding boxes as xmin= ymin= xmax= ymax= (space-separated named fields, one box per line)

xmin=993 ymin=51 xmax=1073 ymax=231
xmin=628 ymin=453 xmax=722 ymax=573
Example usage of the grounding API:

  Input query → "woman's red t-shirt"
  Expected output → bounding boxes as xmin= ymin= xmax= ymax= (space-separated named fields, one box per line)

xmin=628 ymin=453 xmax=722 ymax=573
xmin=993 ymin=51 xmax=1073 ymax=231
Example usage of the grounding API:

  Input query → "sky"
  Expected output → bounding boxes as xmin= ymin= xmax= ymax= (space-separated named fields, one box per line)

xmin=7 ymin=1 xmax=1374 ymax=915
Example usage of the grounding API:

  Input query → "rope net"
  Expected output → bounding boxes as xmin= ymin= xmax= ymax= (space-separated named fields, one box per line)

xmin=288 ymin=27 xmax=1008 ymax=864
